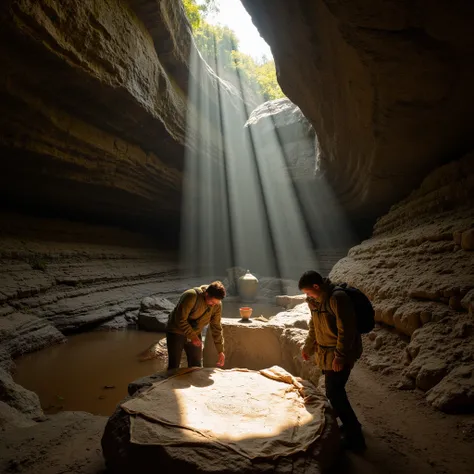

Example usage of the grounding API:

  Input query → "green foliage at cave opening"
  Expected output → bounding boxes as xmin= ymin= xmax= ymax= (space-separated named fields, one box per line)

xmin=182 ymin=0 xmax=285 ymax=103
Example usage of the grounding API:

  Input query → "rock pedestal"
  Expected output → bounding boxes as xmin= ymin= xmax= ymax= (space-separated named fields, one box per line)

xmin=102 ymin=367 xmax=339 ymax=473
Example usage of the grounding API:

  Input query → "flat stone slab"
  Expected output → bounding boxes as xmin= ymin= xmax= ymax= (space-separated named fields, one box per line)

xmin=102 ymin=367 xmax=339 ymax=473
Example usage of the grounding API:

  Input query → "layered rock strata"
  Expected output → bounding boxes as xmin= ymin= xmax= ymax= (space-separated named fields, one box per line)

xmin=0 ymin=212 xmax=206 ymax=369
xmin=331 ymin=153 xmax=474 ymax=412
xmin=0 ymin=0 xmax=241 ymax=236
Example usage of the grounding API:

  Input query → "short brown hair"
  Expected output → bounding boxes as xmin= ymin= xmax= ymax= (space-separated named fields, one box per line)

xmin=206 ymin=281 xmax=226 ymax=299
xmin=298 ymin=270 xmax=324 ymax=290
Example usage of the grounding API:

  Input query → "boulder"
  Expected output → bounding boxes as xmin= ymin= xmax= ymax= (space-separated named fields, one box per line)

xmin=137 ymin=297 xmax=175 ymax=332
xmin=0 ymin=368 xmax=44 ymax=421
xmin=0 ymin=401 xmax=36 ymax=430
xmin=426 ymin=365 xmax=474 ymax=413
xmin=102 ymin=367 xmax=340 ymax=473
xmin=415 ymin=361 xmax=449 ymax=391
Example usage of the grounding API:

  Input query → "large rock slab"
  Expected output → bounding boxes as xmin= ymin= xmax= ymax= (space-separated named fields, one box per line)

xmin=241 ymin=0 xmax=474 ymax=223
xmin=206 ymin=319 xmax=283 ymax=370
xmin=102 ymin=367 xmax=339 ymax=473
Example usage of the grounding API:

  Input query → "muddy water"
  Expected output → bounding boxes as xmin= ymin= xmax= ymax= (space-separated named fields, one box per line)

xmin=13 ymin=330 xmax=168 ymax=416
xmin=13 ymin=302 xmax=283 ymax=417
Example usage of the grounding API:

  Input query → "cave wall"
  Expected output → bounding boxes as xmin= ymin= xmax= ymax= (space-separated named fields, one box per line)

xmin=0 ymin=210 xmax=215 ymax=376
xmin=330 ymin=152 xmax=474 ymax=336
xmin=241 ymin=0 xmax=474 ymax=223
xmin=330 ymin=152 xmax=474 ymax=412
xmin=0 ymin=0 xmax=240 ymax=237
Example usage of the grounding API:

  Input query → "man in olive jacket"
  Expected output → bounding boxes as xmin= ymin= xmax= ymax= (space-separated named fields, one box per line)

xmin=299 ymin=270 xmax=365 ymax=451
xmin=166 ymin=281 xmax=226 ymax=370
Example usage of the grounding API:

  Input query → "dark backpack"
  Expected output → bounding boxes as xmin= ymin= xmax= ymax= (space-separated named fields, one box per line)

xmin=332 ymin=283 xmax=375 ymax=334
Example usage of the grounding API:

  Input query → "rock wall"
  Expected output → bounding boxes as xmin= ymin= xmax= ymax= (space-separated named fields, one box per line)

xmin=331 ymin=152 xmax=474 ymax=412
xmin=0 ymin=0 xmax=241 ymax=237
xmin=0 ymin=212 xmax=208 ymax=371
xmin=241 ymin=0 xmax=474 ymax=223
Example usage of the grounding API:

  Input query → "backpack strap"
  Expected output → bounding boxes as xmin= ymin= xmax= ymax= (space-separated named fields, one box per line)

xmin=324 ymin=286 xmax=345 ymax=317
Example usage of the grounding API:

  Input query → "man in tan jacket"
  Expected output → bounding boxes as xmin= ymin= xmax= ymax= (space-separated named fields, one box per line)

xmin=299 ymin=270 xmax=365 ymax=451
xmin=166 ymin=281 xmax=226 ymax=370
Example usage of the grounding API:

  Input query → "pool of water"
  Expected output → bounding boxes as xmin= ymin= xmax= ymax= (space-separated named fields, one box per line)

xmin=13 ymin=302 xmax=284 ymax=417
xmin=13 ymin=330 xmax=168 ymax=416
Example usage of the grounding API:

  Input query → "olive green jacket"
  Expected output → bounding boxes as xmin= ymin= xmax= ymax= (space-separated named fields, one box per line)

xmin=303 ymin=279 xmax=362 ymax=371
xmin=166 ymin=285 xmax=224 ymax=353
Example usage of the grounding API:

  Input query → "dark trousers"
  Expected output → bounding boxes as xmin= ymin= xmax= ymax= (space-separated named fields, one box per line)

xmin=324 ymin=367 xmax=361 ymax=434
xmin=166 ymin=332 xmax=202 ymax=370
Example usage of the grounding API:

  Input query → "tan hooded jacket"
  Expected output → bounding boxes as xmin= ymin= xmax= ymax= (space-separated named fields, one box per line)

xmin=303 ymin=279 xmax=362 ymax=371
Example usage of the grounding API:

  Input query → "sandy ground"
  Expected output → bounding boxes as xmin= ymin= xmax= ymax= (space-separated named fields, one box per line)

xmin=1 ymin=361 xmax=473 ymax=474
xmin=332 ymin=364 xmax=474 ymax=474
xmin=0 ymin=411 xmax=107 ymax=474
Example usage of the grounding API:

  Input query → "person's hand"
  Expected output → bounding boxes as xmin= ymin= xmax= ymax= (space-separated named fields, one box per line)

xmin=216 ymin=352 xmax=225 ymax=367
xmin=332 ymin=356 xmax=344 ymax=372
xmin=191 ymin=337 xmax=202 ymax=348
xmin=302 ymin=350 xmax=310 ymax=361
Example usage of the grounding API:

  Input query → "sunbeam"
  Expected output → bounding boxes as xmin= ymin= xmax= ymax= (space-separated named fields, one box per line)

xmin=180 ymin=7 xmax=355 ymax=282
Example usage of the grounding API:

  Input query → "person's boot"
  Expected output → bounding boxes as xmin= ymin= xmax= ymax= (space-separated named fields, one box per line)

xmin=341 ymin=426 xmax=366 ymax=452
